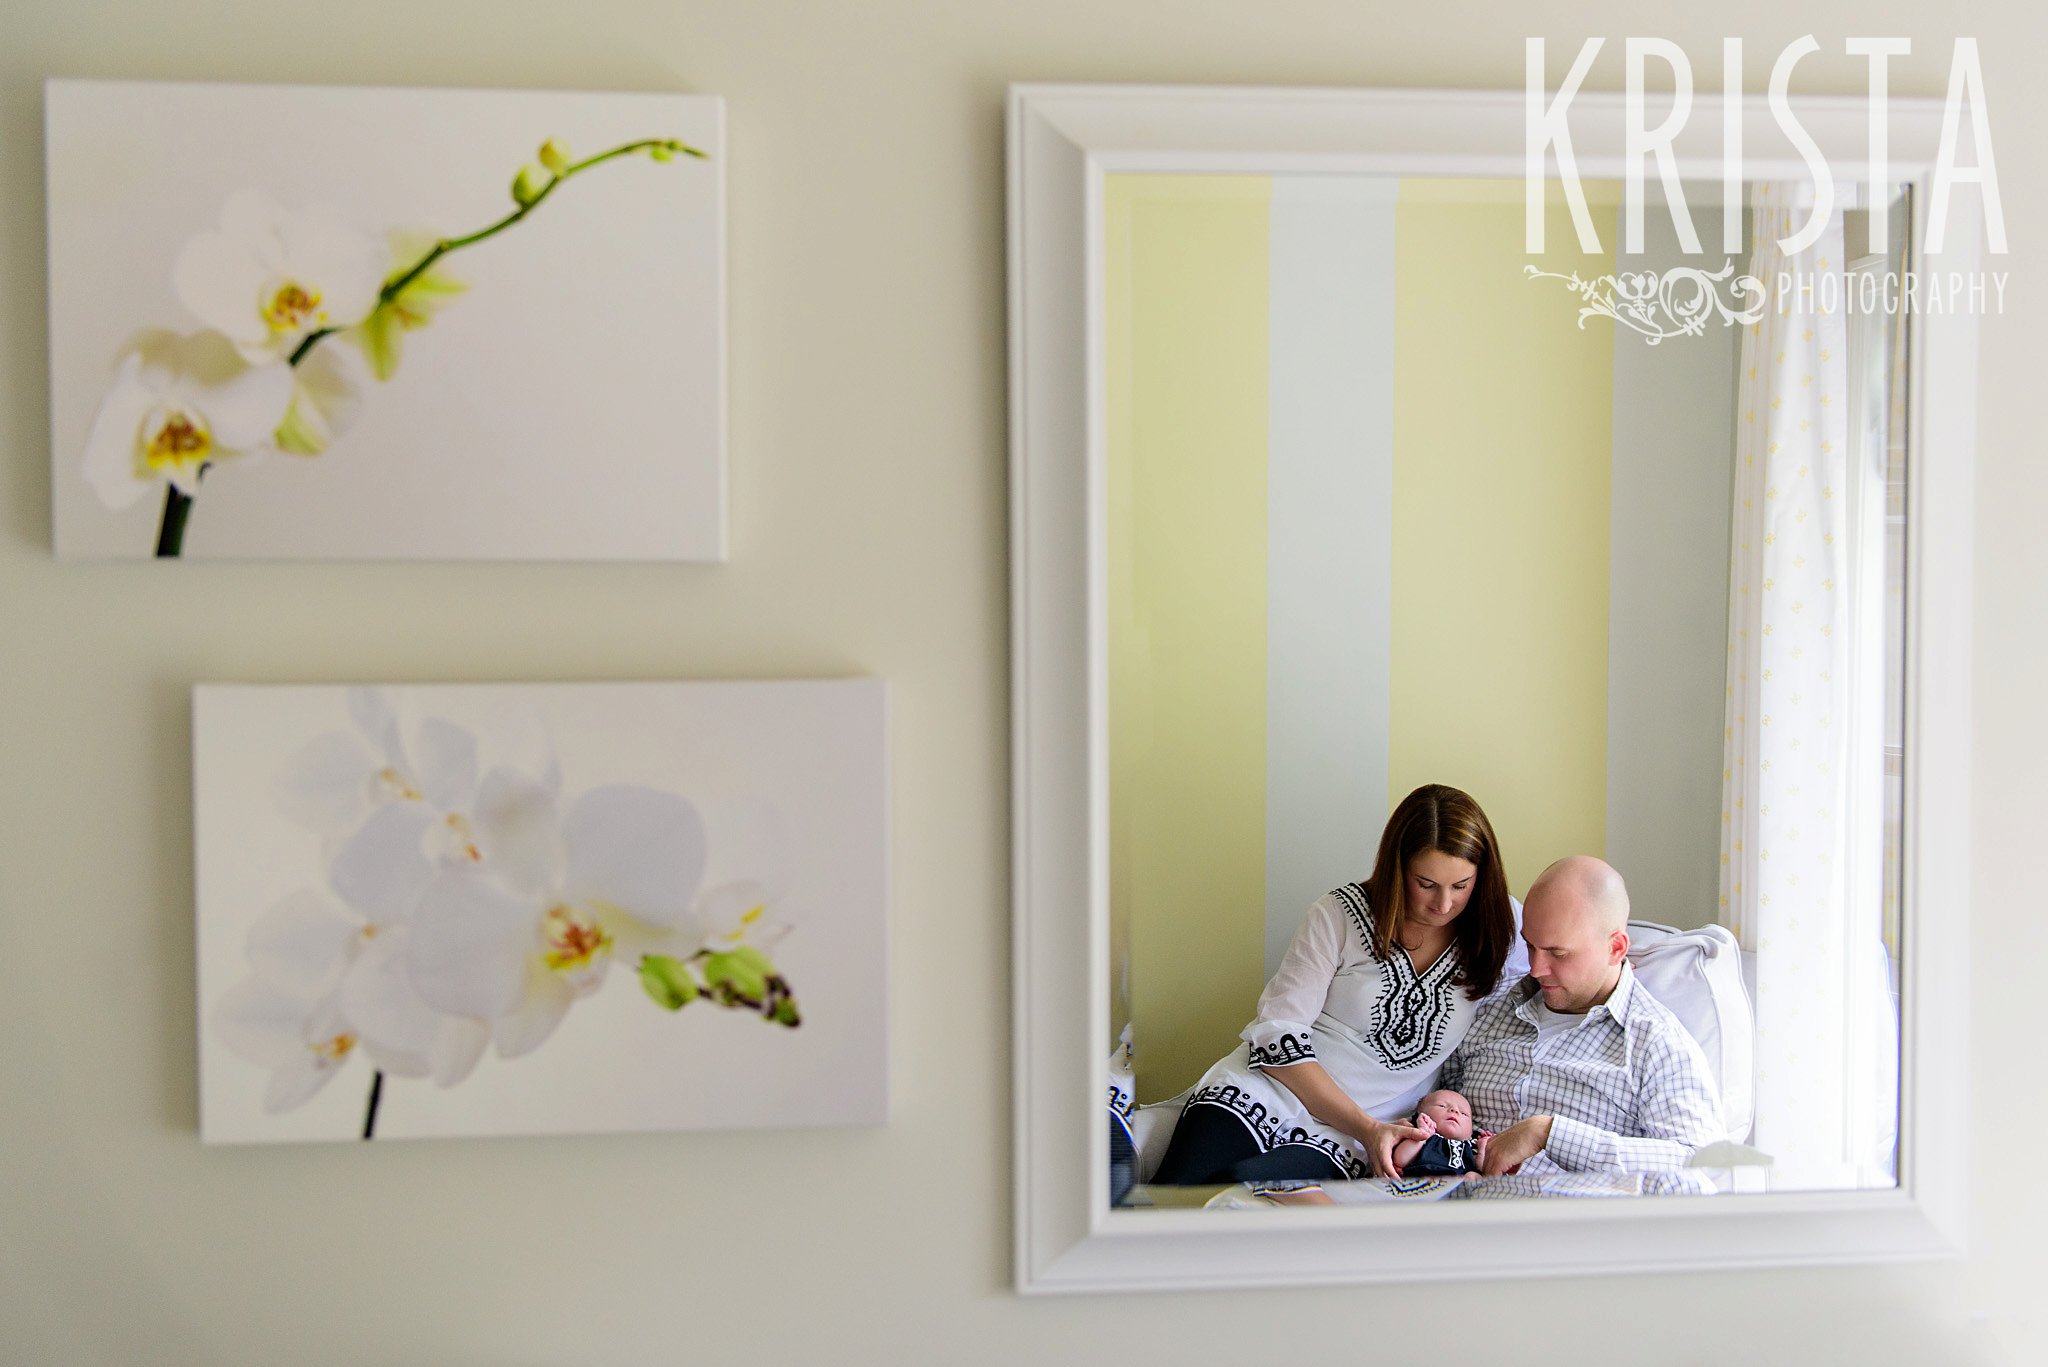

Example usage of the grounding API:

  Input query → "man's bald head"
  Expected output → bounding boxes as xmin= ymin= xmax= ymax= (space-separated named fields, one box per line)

xmin=1521 ymin=856 xmax=1632 ymax=1013
xmin=1526 ymin=855 xmax=1631 ymax=934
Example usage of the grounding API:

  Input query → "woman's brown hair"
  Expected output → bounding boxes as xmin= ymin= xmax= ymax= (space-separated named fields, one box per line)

xmin=1362 ymin=784 xmax=1514 ymax=1000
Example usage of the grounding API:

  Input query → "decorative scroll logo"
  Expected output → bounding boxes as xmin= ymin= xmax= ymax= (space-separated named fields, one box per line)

xmin=1522 ymin=259 xmax=1766 ymax=344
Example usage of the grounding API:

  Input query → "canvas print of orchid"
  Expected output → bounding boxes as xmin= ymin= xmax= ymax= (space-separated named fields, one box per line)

xmin=194 ymin=680 xmax=885 ymax=1144
xmin=46 ymin=80 xmax=725 ymax=560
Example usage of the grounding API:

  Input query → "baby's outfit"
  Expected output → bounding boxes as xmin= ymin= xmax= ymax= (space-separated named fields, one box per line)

xmin=1403 ymin=1132 xmax=1484 ymax=1177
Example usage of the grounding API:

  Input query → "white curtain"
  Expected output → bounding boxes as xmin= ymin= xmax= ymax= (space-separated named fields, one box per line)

xmin=1718 ymin=183 xmax=1856 ymax=1173
xmin=1840 ymin=244 xmax=1907 ymax=1180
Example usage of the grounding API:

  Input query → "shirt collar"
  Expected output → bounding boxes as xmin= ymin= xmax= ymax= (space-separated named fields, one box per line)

xmin=1510 ymin=960 xmax=1639 ymax=1024
xmin=1598 ymin=960 xmax=1640 ymax=1021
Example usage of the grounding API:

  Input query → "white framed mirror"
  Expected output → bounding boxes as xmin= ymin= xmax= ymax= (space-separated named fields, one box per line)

xmin=1008 ymin=83 xmax=1980 ymax=1293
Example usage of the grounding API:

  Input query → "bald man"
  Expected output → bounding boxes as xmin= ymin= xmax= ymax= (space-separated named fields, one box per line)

xmin=1436 ymin=856 xmax=1724 ymax=1176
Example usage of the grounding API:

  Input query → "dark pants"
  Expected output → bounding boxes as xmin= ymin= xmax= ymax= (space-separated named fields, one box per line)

xmin=1148 ymin=1103 xmax=1349 ymax=1185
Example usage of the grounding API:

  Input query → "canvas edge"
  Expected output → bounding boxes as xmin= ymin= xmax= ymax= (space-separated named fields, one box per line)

xmin=40 ymin=78 xmax=730 ymax=563
xmin=188 ymin=675 xmax=891 ymax=1142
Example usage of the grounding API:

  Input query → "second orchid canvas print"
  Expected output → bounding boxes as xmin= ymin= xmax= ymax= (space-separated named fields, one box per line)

xmin=46 ymin=79 xmax=725 ymax=560
xmin=194 ymin=680 xmax=886 ymax=1144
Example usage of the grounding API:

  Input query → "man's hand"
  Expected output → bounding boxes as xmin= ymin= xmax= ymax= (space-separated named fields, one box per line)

xmin=1480 ymin=1116 xmax=1554 ymax=1176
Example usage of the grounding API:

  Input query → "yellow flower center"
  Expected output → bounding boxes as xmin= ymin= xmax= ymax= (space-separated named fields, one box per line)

xmin=434 ymin=812 xmax=483 ymax=864
xmin=373 ymin=766 xmax=422 ymax=802
xmin=542 ymin=903 xmax=614 ymax=978
xmin=263 ymin=280 xmax=325 ymax=334
xmin=714 ymin=903 xmax=769 ymax=946
xmin=313 ymin=1032 xmax=357 ymax=1064
xmin=141 ymin=409 xmax=212 ymax=474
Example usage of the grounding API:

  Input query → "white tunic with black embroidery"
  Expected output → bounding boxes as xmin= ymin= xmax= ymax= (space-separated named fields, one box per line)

xmin=1179 ymin=882 xmax=1527 ymax=1179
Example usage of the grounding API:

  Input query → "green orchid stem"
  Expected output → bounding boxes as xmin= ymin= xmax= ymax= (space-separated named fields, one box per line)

xmin=154 ymin=485 xmax=194 ymax=558
xmin=380 ymin=138 xmax=707 ymax=304
xmin=362 ymin=1070 xmax=385 ymax=1140
xmin=154 ymin=136 xmax=703 ymax=557
xmin=279 ymin=138 xmax=701 ymax=382
xmin=287 ymin=330 xmax=329 ymax=367
xmin=153 ymin=461 xmax=212 ymax=558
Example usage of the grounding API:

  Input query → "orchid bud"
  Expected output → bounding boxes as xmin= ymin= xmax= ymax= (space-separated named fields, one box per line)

xmin=703 ymin=947 xmax=772 ymax=1008
xmin=538 ymin=139 xmax=571 ymax=175
xmin=639 ymin=954 xmax=699 ymax=1011
xmin=511 ymin=164 xmax=546 ymax=206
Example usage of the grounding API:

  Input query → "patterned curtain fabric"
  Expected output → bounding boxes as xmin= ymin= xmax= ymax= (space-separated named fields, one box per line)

xmin=1717 ymin=183 xmax=1854 ymax=1170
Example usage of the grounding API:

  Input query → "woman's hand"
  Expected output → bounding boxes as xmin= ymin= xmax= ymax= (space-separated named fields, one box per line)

xmin=1358 ymin=1114 xmax=1429 ymax=1177
xmin=1255 ymin=1060 xmax=1427 ymax=1177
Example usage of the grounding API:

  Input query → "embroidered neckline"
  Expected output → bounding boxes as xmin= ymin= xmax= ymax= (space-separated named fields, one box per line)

xmin=1329 ymin=883 xmax=1463 ymax=980
xmin=1392 ymin=934 xmax=1460 ymax=988
xmin=1330 ymin=882 xmax=1464 ymax=1072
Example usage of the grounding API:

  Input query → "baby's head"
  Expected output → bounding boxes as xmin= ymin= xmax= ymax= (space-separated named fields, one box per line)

xmin=1414 ymin=1089 xmax=1474 ymax=1140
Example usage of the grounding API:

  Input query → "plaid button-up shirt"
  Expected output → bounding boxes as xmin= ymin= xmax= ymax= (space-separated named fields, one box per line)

xmin=1439 ymin=962 xmax=1724 ymax=1173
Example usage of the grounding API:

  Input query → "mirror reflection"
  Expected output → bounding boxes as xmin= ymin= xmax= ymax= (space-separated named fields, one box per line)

xmin=1102 ymin=173 xmax=1909 ymax=1208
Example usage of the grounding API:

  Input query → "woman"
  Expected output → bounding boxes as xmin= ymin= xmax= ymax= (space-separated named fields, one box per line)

xmin=1150 ymin=783 xmax=1524 ymax=1185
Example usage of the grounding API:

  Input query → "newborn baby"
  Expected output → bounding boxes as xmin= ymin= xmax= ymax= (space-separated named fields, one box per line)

xmin=1391 ymin=1089 xmax=1490 ymax=1177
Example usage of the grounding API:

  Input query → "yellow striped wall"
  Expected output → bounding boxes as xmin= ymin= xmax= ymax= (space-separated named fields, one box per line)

xmin=1386 ymin=181 xmax=1614 ymax=897
xmin=1106 ymin=175 xmax=1272 ymax=1101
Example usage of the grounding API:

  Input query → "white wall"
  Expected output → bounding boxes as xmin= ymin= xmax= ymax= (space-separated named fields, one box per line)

xmin=1607 ymin=202 xmax=1743 ymax=931
xmin=2 ymin=4 xmax=2043 ymax=1364
xmin=1265 ymin=177 xmax=1395 ymax=978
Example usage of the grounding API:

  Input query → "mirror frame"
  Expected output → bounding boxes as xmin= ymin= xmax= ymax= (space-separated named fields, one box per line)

xmin=1008 ymin=82 xmax=1979 ymax=1293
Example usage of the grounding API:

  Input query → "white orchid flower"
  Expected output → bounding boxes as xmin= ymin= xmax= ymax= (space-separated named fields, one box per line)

xmin=213 ymin=886 xmax=371 ymax=1113
xmin=174 ymin=190 xmax=385 ymax=363
xmin=272 ymin=687 xmax=486 ymax=845
xmin=213 ymin=793 xmax=510 ymax=1112
xmin=272 ymin=688 xmax=565 ymax=914
xmin=212 ymin=880 xmax=487 ymax=1113
xmin=407 ymin=783 xmax=710 ymax=1058
xmin=213 ymin=964 xmax=364 ymax=1114
xmin=79 ymin=329 xmax=293 ymax=509
xmin=693 ymin=880 xmax=790 ymax=954
xmin=273 ymin=342 xmax=370 ymax=456
xmin=324 ymin=806 xmax=492 ymax=1085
